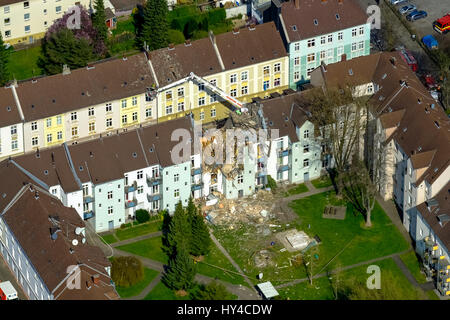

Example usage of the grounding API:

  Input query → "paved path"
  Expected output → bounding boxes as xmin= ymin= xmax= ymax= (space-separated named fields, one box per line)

xmin=111 ymin=231 xmax=162 ymax=248
xmin=125 ymin=273 xmax=163 ymax=300
xmin=113 ymin=248 xmax=259 ymax=300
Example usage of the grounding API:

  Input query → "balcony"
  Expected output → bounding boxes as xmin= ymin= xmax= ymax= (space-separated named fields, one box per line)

xmin=147 ymin=193 xmax=161 ymax=202
xmin=278 ymin=164 xmax=290 ymax=172
xmin=277 ymin=148 xmax=291 ymax=158
xmin=191 ymin=182 xmax=203 ymax=191
xmin=83 ymin=211 xmax=94 ymax=220
xmin=147 ymin=174 xmax=162 ymax=187
xmin=191 ymin=167 xmax=202 ymax=176
xmin=125 ymin=181 xmax=137 ymax=193
xmin=83 ymin=195 xmax=94 ymax=204
xmin=257 ymin=155 xmax=266 ymax=163
xmin=125 ymin=198 xmax=137 ymax=209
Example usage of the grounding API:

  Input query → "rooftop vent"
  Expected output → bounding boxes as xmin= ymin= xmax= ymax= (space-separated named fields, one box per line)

xmin=6 ymin=106 xmax=11 ymax=112
xmin=50 ymin=227 xmax=60 ymax=240
xmin=132 ymin=152 xmax=137 ymax=158
xmin=44 ymin=170 xmax=48 ymax=175
xmin=291 ymin=25 xmax=297 ymax=31
xmin=314 ymin=19 xmax=318 ymax=25
xmin=431 ymin=103 xmax=435 ymax=109
xmin=87 ymin=65 xmax=95 ymax=70
xmin=382 ymin=73 xmax=387 ymax=79
xmin=335 ymin=13 xmax=340 ymax=20
xmin=418 ymin=98 xmax=422 ymax=104
xmin=434 ymin=121 xmax=440 ymax=128
xmin=403 ymin=127 xmax=407 ymax=132
xmin=348 ymin=68 xmax=353 ymax=76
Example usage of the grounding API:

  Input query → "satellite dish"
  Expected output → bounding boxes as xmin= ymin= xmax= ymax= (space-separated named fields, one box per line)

xmin=72 ymin=239 xmax=79 ymax=246
xmin=81 ymin=238 xmax=86 ymax=244
xmin=75 ymin=227 xmax=83 ymax=235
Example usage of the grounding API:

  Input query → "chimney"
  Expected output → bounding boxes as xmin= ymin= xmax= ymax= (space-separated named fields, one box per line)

xmin=294 ymin=0 xmax=300 ymax=9
xmin=390 ymin=57 xmax=397 ymax=66
xmin=92 ymin=274 xmax=100 ymax=285
xmin=338 ymin=0 xmax=343 ymax=4
xmin=232 ymin=27 xmax=240 ymax=34
xmin=184 ymin=39 xmax=191 ymax=46
xmin=249 ymin=23 xmax=256 ymax=30
xmin=62 ymin=64 xmax=71 ymax=75
xmin=321 ymin=0 xmax=327 ymax=2
xmin=341 ymin=53 xmax=347 ymax=61
xmin=168 ymin=43 xmax=175 ymax=50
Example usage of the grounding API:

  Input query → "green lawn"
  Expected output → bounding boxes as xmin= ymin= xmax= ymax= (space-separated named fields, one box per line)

xmin=400 ymin=251 xmax=428 ymax=284
xmin=8 ymin=46 xmax=43 ymax=80
xmin=426 ymin=290 xmax=440 ymax=300
xmin=116 ymin=236 xmax=167 ymax=263
xmin=143 ymin=281 xmax=190 ymax=300
xmin=283 ymin=183 xmax=308 ymax=197
xmin=311 ymin=176 xmax=333 ymax=189
xmin=101 ymin=234 xmax=118 ymax=245
xmin=278 ymin=258 xmax=425 ymax=300
xmin=115 ymin=268 xmax=159 ymax=299
xmin=112 ymin=18 xmax=135 ymax=36
xmin=115 ymin=221 xmax=162 ymax=241
xmin=214 ymin=191 xmax=410 ymax=286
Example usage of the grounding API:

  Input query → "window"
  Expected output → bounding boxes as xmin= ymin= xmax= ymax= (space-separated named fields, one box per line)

xmin=174 ymin=189 xmax=180 ymax=198
xmin=121 ymin=99 xmax=127 ymax=108
xmin=4 ymin=30 xmax=11 ymax=38
xmin=4 ymin=18 xmax=10 ymax=25
xmin=210 ymin=94 xmax=217 ymax=103
xmin=294 ymin=43 xmax=300 ymax=51
xmin=263 ymin=80 xmax=269 ymax=91
xmin=106 ymin=118 xmax=112 ymax=127
xmin=351 ymin=42 xmax=357 ymax=52
xmin=263 ymin=66 xmax=270 ymax=76
xmin=46 ymin=118 xmax=52 ymax=127
xmin=152 ymin=167 xmax=159 ymax=178
xmin=177 ymin=87 xmax=184 ymax=97
xmin=198 ymin=83 xmax=205 ymax=92
xmin=137 ymin=170 xmax=143 ymax=179
xmin=230 ymin=74 xmax=237 ymax=84
xmin=88 ymin=122 xmax=95 ymax=133
xmin=359 ymin=26 xmax=364 ymax=35
xmin=294 ymin=71 xmax=300 ymax=81
xmin=352 ymin=28 xmax=357 ymax=37
xmin=145 ymin=108 xmax=152 ymax=118
xmin=338 ymin=32 xmax=343 ymax=41
xmin=44 ymin=9 xmax=47 ymax=15
xmin=137 ymin=186 xmax=143 ymax=194
xmin=56 ymin=6 xmax=61 ymax=13
xmin=24 ymin=13 xmax=30 ymax=21
xmin=241 ymin=71 xmax=248 ymax=81
xmin=165 ymin=105 xmax=172 ymax=115
xmin=274 ymin=78 xmax=280 ymax=87
xmin=11 ymin=140 xmax=18 ymax=150
xmin=303 ymin=159 xmax=310 ymax=167
xmin=211 ymin=108 xmax=216 ymax=118
xmin=132 ymin=96 xmax=137 ymax=106
xmin=358 ymin=41 xmax=364 ymax=50
xmin=165 ymin=91 xmax=172 ymax=101
xmin=32 ymin=137 xmax=38 ymax=146
xmin=328 ymin=34 xmax=333 ymax=43
xmin=320 ymin=51 xmax=326 ymax=60
xmin=122 ymin=115 xmax=127 ymax=124
xmin=307 ymin=53 xmax=315 ymax=63
xmin=294 ymin=57 xmax=300 ymax=66
xmin=307 ymin=39 xmax=315 ymax=47
xmin=57 ymin=131 xmax=62 ymax=140
xmin=4 ymin=6 xmax=10 ymax=13
xmin=132 ymin=112 xmax=138 ymax=122
xmin=71 ymin=112 xmax=77 ymax=121
xmin=10 ymin=125 xmax=17 ymax=135
xmin=25 ymin=25 xmax=30 ymax=33
xmin=303 ymin=145 xmax=309 ymax=153
xmin=241 ymin=85 xmax=248 ymax=95
xmin=230 ymin=89 xmax=237 ymax=97
xmin=106 ymin=103 xmax=112 ymax=112
xmin=88 ymin=107 xmax=94 ymax=116
xmin=56 ymin=115 xmax=62 ymax=125
xmin=24 ymin=1 xmax=29 ymax=8
xmin=320 ymin=36 xmax=326 ymax=45
xmin=304 ymin=129 xmax=309 ymax=139
xmin=199 ymin=112 xmax=204 ymax=120
xmin=327 ymin=48 xmax=334 ymax=62
xmin=237 ymin=175 xmax=243 ymax=184
xmin=72 ymin=127 xmax=78 ymax=137
xmin=198 ymin=97 xmax=205 ymax=106
xmin=337 ymin=46 xmax=344 ymax=58
xmin=47 ymin=133 xmax=52 ymax=143
xmin=274 ymin=63 xmax=281 ymax=73
xmin=174 ymin=174 xmax=179 ymax=182
xmin=152 ymin=185 xmax=159 ymax=194
xmin=107 ymin=191 xmax=113 ymax=199
xmin=367 ymin=84 xmax=374 ymax=94
xmin=108 ymin=206 xmax=113 ymax=215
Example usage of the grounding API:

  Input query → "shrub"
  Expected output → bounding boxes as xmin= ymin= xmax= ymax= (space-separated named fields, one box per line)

xmin=168 ymin=29 xmax=185 ymax=44
xmin=191 ymin=281 xmax=233 ymax=300
xmin=120 ymin=223 xmax=132 ymax=229
xmin=266 ymin=175 xmax=277 ymax=191
xmin=111 ymin=256 xmax=144 ymax=287
xmin=208 ymin=8 xmax=226 ymax=25
xmin=192 ymin=30 xmax=208 ymax=40
xmin=135 ymin=209 xmax=150 ymax=224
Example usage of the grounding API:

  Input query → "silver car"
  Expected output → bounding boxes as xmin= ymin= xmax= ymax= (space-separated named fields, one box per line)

xmin=390 ymin=0 xmax=408 ymax=5
xmin=399 ymin=4 xmax=416 ymax=15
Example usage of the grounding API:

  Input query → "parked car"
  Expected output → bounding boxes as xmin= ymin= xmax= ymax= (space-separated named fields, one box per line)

xmin=399 ymin=4 xmax=416 ymax=15
xmin=422 ymin=34 xmax=438 ymax=49
xmin=390 ymin=0 xmax=407 ymax=5
xmin=433 ymin=13 xmax=450 ymax=34
xmin=406 ymin=10 xmax=428 ymax=21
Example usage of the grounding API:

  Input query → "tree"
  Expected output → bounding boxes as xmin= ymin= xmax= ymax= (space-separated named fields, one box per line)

xmin=137 ymin=0 xmax=169 ymax=50
xmin=0 ymin=34 xmax=10 ymax=86
xmin=191 ymin=281 xmax=233 ymax=300
xmin=162 ymin=245 xmax=197 ymax=291
xmin=135 ymin=209 xmax=150 ymax=224
xmin=266 ymin=175 xmax=277 ymax=191
xmin=111 ymin=256 xmax=144 ymax=287
xmin=168 ymin=29 xmax=185 ymax=45
xmin=92 ymin=0 xmax=109 ymax=46
xmin=303 ymin=246 xmax=319 ymax=286
xmin=165 ymin=201 xmax=191 ymax=258
xmin=190 ymin=206 xmax=212 ymax=257
xmin=183 ymin=18 xmax=198 ymax=39
xmin=432 ymin=49 xmax=450 ymax=110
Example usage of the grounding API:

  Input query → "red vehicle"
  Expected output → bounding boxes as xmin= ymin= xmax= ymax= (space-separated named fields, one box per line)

xmin=398 ymin=48 xmax=418 ymax=72
xmin=434 ymin=14 xmax=450 ymax=34
xmin=422 ymin=74 xmax=439 ymax=90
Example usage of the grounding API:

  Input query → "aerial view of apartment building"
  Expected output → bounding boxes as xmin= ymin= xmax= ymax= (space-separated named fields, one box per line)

xmin=0 ymin=0 xmax=448 ymax=309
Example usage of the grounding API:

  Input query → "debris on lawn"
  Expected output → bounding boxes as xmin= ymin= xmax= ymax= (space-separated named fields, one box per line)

xmin=275 ymin=229 xmax=314 ymax=252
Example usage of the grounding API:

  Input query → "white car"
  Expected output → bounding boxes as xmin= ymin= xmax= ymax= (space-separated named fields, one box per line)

xmin=399 ymin=4 xmax=416 ymax=15
xmin=390 ymin=0 xmax=408 ymax=5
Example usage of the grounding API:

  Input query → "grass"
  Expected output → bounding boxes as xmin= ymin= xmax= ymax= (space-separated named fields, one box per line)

xmin=101 ymin=234 xmax=118 ymax=244
xmin=8 ymin=46 xmax=43 ymax=80
xmin=143 ymin=281 xmax=190 ymax=300
xmin=311 ymin=176 xmax=333 ymax=189
xmin=426 ymin=290 xmax=440 ymax=300
xmin=115 ymin=268 xmax=159 ymax=299
xmin=112 ymin=18 xmax=136 ymax=36
xmin=115 ymin=221 xmax=162 ymax=241
xmin=283 ymin=183 xmax=308 ymax=197
xmin=213 ymin=191 xmax=410 ymax=286
xmin=278 ymin=258 xmax=425 ymax=300
xmin=400 ymin=251 xmax=428 ymax=284
xmin=116 ymin=236 xmax=167 ymax=263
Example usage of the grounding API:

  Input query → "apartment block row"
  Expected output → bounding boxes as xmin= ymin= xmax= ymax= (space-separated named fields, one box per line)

xmin=311 ymin=51 xmax=450 ymax=295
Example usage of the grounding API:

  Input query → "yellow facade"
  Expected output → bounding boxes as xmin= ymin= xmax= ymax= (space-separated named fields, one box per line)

xmin=43 ymin=114 xmax=65 ymax=147
xmin=119 ymin=96 xmax=140 ymax=128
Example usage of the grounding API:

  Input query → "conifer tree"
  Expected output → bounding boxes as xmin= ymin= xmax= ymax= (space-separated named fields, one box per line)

xmin=0 ymin=34 xmax=10 ymax=86
xmin=162 ymin=245 xmax=197 ymax=291
xmin=166 ymin=201 xmax=190 ymax=258
xmin=137 ymin=0 xmax=168 ymax=50
xmin=190 ymin=207 xmax=212 ymax=257
xmin=92 ymin=0 xmax=108 ymax=45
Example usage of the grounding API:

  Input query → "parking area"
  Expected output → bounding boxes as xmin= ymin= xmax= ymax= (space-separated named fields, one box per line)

xmin=0 ymin=256 xmax=27 ymax=300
